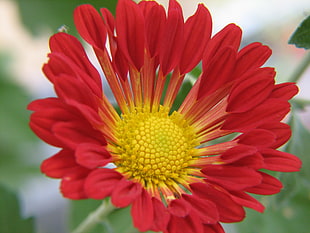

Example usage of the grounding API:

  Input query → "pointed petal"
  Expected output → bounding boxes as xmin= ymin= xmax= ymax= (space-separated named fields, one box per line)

xmin=116 ymin=0 xmax=145 ymax=70
xmin=234 ymin=42 xmax=272 ymax=76
xmin=228 ymin=190 xmax=265 ymax=213
xmin=237 ymin=129 xmax=276 ymax=148
xmin=260 ymin=148 xmax=302 ymax=172
xmin=179 ymin=4 xmax=212 ymax=74
xmin=168 ymin=198 xmax=191 ymax=217
xmin=160 ymin=0 xmax=184 ymax=75
xmin=271 ymin=82 xmax=298 ymax=100
xmin=74 ymin=4 xmax=107 ymax=50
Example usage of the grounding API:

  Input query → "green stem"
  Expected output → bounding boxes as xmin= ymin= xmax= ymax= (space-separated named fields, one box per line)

xmin=289 ymin=51 xmax=310 ymax=83
xmin=72 ymin=200 xmax=115 ymax=233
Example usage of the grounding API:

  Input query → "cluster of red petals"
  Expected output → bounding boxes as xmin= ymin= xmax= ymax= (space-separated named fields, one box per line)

xmin=28 ymin=0 xmax=302 ymax=232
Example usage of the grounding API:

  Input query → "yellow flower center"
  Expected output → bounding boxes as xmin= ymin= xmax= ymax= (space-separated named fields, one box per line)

xmin=110 ymin=106 xmax=199 ymax=193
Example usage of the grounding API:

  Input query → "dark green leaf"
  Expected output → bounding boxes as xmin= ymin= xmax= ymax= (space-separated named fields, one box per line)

xmin=0 ymin=185 xmax=34 ymax=233
xmin=289 ymin=15 xmax=310 ymax=49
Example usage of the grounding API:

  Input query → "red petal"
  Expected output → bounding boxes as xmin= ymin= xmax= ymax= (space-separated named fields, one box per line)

xmin=201 ymin=165 xmax=262 ymax=190
xmin=203 ymin=223 xmax=225 ymax=233
xmin=245 ymin=171 xmax=283 ymax=195
xmin=49 ymin=32 xmax=102 ymax=91
xmin=260 ymin=148 xmax=302 ymax=172
xmin=28 ymin=98 xmax=78 ymax=147
xmin=198 ymin=47 xmax=236 ymax=99
xmin=258 ymin=122 xmax=291 ymax=148
xmin=60 ymin=167 xmax=90 ymax=199
xmin=182 ymin=194 xmax=219 ymax=224
xmin=40 ymin=149 xmax=78 ymax=178
xmin=179 ymin=4 xmax=212 ymax=74
xmin=85 ymin=168 xmax=123 ymax=199
xmin=150 ymin=197 xmax=170 ymax=232
xmin=131 ymin=189 xmax=154 ymax=232
xmin=227 ymin=71 xmax=275 ymax=113
xmin=159 ymin=0 xmax=184 ymax=75
xmin=143 ymin=1 xmax=166 ymax=57
xmin=116 ymin=0 xmax=145 ymax=70
xmin=111 ymin=178 xmax=142 ymax=207
xmin=167 ymin=210 xmax=204 ymax=233
xmin=191 ymin=183 xmax=245 ymax=223
xmin=74 ymin=4 xmax=107 ymax=50
xmin=234 ymin=42 xmax=272 ymax=76
xmin=237 ymin=129 xmax=276 ymax=148
xmin=223 ymin=99 xmax=291 ymax=132
xmin=203 ymin=23 xmax=242 ymax=68
xmin=270 ymin=82 xmax=298 ymax=100
xmin=220 ymin=145 xmax=257 ymax=163
xmin=168 ymin=198 xmax=191 ymax=217
xmin=53 ymin=121 xmax=105 ymax=150
xmin=228 ymin=190 xmax=265 ymax=213
xmin=75 ymin=143 xmax=111 ymax=169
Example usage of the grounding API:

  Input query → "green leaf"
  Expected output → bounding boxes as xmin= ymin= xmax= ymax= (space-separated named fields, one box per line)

xmin=289 ymin=15 xmax=310 ymax=49
xmin=0 ymin=185 xmax=34 ymax=233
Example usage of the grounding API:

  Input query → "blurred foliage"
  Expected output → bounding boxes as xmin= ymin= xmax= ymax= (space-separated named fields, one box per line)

xmin=0 ymin=185 xmax=34 ymax=233
xmin=289 ymin=15 xmax=310 ymax=49
xmin=14 ymin=0 xmax=118 ymax=35
xmin=0 ymin=53 xmax=40 ymax=189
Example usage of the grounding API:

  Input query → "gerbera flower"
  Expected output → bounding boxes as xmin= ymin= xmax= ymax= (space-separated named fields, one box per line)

xmin=28 ymin=0 xmax=302 ymax=232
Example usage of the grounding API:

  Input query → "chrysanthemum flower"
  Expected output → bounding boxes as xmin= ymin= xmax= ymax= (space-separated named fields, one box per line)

xmin=28 ymin=0 xmax=302 ymax=232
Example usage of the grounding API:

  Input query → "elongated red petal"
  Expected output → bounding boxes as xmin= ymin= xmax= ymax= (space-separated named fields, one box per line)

xmin=270 ymin=82 xmax=298 ymax=100
xmin=227 ymin=73 xmax=274 ymax=113
xmin=116 ymin=0 xmax=145 ymax=70
xmin=85 ymin=168 xmax=123 ymax=199
xmin=179 ymin=4 xmax=212 ymax=74
xmin=223 ymin=99 xmax=291 ymax=132
xmin=234 ymin=42 xmax=272 ymax=76
xmin=260 ymin=148 xmax=302 ymax=172
xmin=74 ymin=4 xmax=107 ymax=50
xmin=111 ymin=178 xmax=142 ymax=207
xmin=203 ymin=223 xmax=225 ymax=233
xmin=49 ymin=32 xmax=102 ymax=90
xmin=228 ymin=190 xmax=265 ymax=213
xmin=75 ymin=143 xmax=111 ymax=169
xmin=203 ymin=23 xmax=242 ymax=68
xmin=53 ymin=121 xmax=105 ymax=150
xmin=246 ymin=171 xmax=283 ymax=195
xmin=142 ymin=1 xmax=166 ymax=57
xmin=198 ymin=47 xmax=236 ymax=99
xmin=159 ymin=0 xmax=184 ymax=75
xmin=237 ymin=129 xmax=276 ymax=148
xmin=220 ymin=145 xmax=257 ymax=163
xmin=258 ymin=122 xmax=291 ymax=148
xmin=191 ymin=183 xmax=245 ymax=223
xmin=202 ymin=165 xmax=262 ymax=190
xmin=40 ymin=149 xmax=78 ymax=178
xmin=131 ymin=189 xmax=154 ymax=232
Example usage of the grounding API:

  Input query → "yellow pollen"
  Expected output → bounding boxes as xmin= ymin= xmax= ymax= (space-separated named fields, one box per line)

xmin=110 ymin=106 xmax=199 ymax=191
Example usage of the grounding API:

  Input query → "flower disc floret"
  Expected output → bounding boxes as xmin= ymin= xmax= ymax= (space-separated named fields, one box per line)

xmin=110 ymin=106 xmax=199 ymax=189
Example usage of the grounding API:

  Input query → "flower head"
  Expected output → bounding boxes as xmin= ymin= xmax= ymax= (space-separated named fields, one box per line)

xmin=28 ymin=0 xmax=301 ymax=232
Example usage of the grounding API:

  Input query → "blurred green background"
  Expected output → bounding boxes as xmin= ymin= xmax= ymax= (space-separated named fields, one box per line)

xmin=0 ymin=0 xmax=309 ymax=232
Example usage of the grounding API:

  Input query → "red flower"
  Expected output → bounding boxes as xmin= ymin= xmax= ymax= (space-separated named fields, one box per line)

xmin=28 ymin=0 xmax=301 ymax=232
